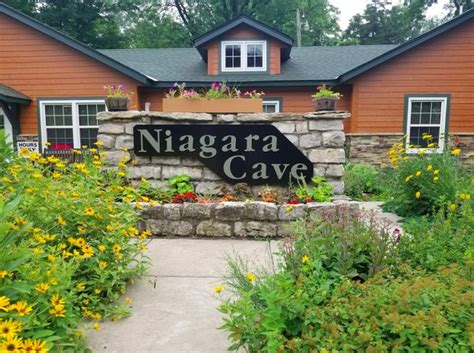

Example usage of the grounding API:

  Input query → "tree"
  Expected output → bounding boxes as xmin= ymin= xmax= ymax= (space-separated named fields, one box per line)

xmin=407 ymin=0 xmax=473 ymax=16
xmin=34 ymin=0 xmax=126 ymax=49
xmin=343 ymin=0 xmax=431 ymax=45
xmin=2 ymin=0 xmax=35 ymax=15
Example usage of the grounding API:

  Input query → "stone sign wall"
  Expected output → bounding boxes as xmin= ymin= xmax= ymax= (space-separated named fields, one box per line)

xmin=97 ymin=111 xmax=350 ymax=194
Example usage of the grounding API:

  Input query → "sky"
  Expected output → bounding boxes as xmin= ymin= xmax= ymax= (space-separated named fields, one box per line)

xmin=329 ymin=0 xmax=451 ymax=30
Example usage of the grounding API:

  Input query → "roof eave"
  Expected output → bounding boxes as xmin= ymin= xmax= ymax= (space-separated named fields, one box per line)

xmin=0 ymin=3 xmax=156 ymax=85
xmin=152 ymin=79 xmax=338 ymax=88
xmin=0 ymin=94 xmax=31 ymax=105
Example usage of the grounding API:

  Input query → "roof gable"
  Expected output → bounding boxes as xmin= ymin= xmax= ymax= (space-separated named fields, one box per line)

xmin=339 ymin=9 xmax=474 ymax=82
xmin=194 ymin=15 xmax=293 ymax=59
xmin=0 ymin=2 xmax=155 ymax=84
xmin=0 ymin=84 xmax=30 ymax=105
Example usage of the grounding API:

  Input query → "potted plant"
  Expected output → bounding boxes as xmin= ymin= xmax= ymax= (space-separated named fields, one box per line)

xmin=311 ymin=84 xmax=342 ymax=111
xmin=162 ymin=82 xmax=264 ymax=113
xmin=104 ymin=84 xmax=131 ymax=111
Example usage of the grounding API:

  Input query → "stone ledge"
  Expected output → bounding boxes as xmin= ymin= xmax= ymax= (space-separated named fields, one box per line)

xmin=142 ymin=200 xmax=359 ymax=238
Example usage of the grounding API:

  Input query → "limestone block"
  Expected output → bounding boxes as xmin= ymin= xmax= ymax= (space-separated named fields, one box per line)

xmin=104 ymin=150 xmax=130 ymax=165
xmin=308 ymin=149 xmax=345 ymax=164
xmin=313 ymin=166 xmax=326 ymax=177
xmin=278 ymin=204 xmax=307 ymax=220
xmin=277 ymin=223 xmax=293 ymax=237
xmin=181 ymin=203 xmax=214 ymax=219
xmin=98 ymin=123 xmax=124 ymax=134
xmin=285 ymin=134 xmax=299 ymax=146
xmin=142 ymin=204 xmax=163 ymax=219
xmin=195 ymin=182 xmax=229 ymax=195
xmin=97 ymin=134 xmax=115 ymax=149
xmin=162 ymin=204 xmax=181 ymax=220
xmin=181 ymin=158 xmax=204 ymax=167
xmin=152 ymin=156 xmax=181 ymax=165
xmin=234 ymin=221 xmax=277 ymax=237
xmin=306 ymin=202 xmax=335 ymax=218
xmin=146 ymin=219 xmax=167 ymax=236
xmin=295 ymin=121 xmax=309 ymax=134
xmin=216 ymin=114 xmax=235 ymax=123
xmin=196 ymin=221 xmax=232 ymax=237
xmin=273 ymin=122 xmax=295 ymax=134
xmin=164 ymin=221 xmax=194 ymax=236
xmin=162 ymin=166 xmax=202 ymax=179
xmin=308 ymin=120 xmax=343 ymax=131
xmin=130 ymin=156 xmax=151 ymax=165
xmin=203 ymin=169 xmax=221 ymax=181
xmin=328 ymin=180 xmax=345 ymax=195
xmin=322 ymin=131 xmax=345 ymax=147
xmin=127 ymin=166 xmax=161 ymax=179
xmin=244 ymin=202 xmax=278 ymax=221
xmin=300 ymin=133 xmax=322 ymax=148
xmin=115 ymin=135 xmax=134 ymax=150
xmin=325 ymin=164 xmax=344 ymax=177
xmin=215 ymin=202 xmax=245 ymax=221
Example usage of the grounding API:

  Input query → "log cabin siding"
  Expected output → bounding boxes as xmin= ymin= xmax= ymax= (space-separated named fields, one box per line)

xmin=0 ymin=13 xmax=141 ymax=134
xmin=348 ymin=19 xmax=474 ymax=134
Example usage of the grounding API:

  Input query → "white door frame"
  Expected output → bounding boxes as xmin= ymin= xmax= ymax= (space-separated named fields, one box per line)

xmin=0 ymin=107 xmax=13 ymax=145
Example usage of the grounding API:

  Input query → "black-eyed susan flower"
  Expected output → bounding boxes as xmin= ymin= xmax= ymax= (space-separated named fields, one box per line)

xmin=0 ymin=335 xmax=24 ymax=352
xmin=213 ymin=285 xmax=224 ymax=294
xmin=11 ymin=301 xmax=33 ymax=316
xmin=49 ymin=304 xmax=66 ymax=318
xmin=0 ymin=270 xmax=9 ymax=279
xmin=125 ymin=297 xmax=132 ymax=305
xmin=99 ymin=261 xmax=108 ymax=270
xmin=93 ymin=323 xmax=101 ymax=331
xmin=84 ymin=207 xmax=95 ymax=216
xmin=98 ymin=245 xmax=106 ymax=252
xmin=30 ymin=339 xmax=49 ymax=353
xmin=451 ymin=148 xmax=461 ymax=156
xmin=302 ymin=255 xmax=310 ymax=264
xmin=246 ymin=273 xmax=257 ymax=282
xmin=0 ymin=296 xmax=10 ymax=312
xmin=415 ymin=191 xmax=421 ymax=199
xmin=426 ymin=165 xmax=433 ymax=171
xmin=35 ymin=283 xmax=49 ymax=294
xmin=57 ymin=216 xmax=66 ymax=226
xmin=51 ymin=294 xmax=65 ymax=307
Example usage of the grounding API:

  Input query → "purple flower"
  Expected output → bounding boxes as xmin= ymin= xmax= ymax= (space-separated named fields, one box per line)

xmin=211 ymin=82 xmax=221 ymax=90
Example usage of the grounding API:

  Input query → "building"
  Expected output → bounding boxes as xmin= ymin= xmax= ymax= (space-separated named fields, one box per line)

xmin=0 ymin=2 xmax=472 ymax=163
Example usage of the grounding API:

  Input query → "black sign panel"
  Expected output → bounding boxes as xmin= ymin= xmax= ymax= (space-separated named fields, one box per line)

xmin=133 ymin=124 xmax=313 ymax=185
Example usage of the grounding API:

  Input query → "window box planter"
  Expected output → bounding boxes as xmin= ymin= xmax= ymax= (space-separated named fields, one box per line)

xmin=313 ymin=97 xmax=339 ymax=112
xmin=163 ymin=98 xmax=263 ymax=113
xmin=105 ymin=97 xmax=130 ymax=111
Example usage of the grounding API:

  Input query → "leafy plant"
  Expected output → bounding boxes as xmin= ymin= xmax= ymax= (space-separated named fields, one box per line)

xmin=311 ymin=84 xmax=341 ymax=100
xmin=104 ymin=84 xmax=129 ymax=98
xmin=168 ymin=174 xmax=193 ymax=194
xmin=343 ymin=163 xmax=383 ymax=199
xmin=291 ymin=176 xmax=333 ymax=203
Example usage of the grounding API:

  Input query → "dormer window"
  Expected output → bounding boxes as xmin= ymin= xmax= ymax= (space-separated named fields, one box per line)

xmin=221 ymin=41 xmax=267 ymax=72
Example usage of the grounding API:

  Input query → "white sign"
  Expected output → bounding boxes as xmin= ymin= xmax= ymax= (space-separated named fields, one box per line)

xmin=17 ymin=141 xmax=39 ymax=153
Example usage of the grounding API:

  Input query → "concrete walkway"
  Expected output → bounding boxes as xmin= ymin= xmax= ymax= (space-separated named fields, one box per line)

xmin=87 ymin=238 xmax=281 ymax=353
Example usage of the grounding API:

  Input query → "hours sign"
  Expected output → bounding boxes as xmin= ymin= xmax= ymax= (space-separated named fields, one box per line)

xmin=133 ymin=124 xmax=313 ymax=185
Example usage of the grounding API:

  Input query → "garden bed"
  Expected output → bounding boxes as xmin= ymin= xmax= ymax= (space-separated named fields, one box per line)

xmin=141 ymin=200 xmax=359 ymax=238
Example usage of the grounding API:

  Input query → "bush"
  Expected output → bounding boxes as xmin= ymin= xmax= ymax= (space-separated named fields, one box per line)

xmin=0 ymin=147 xmax=150 ymax=352
xmin=384 ymin=143 xmax=472 ymax=216
xmin=343 ymin=163 xmax=383 ymax=199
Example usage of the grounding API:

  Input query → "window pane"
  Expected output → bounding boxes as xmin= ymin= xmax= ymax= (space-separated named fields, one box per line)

xmin=234 ymin=57 xmax=241 ymax=67
xmin=411 ymin=102 xmax=421 ymax=113
xmin=410 ymin=113 xmax=420 ymax=124
xmin=420 ymin=113 xmax=431 ymax=124
xmin=432 ymin=102 xmax=441 ymax=113
xmin=246 ymin=43 xmax=263 ymax=68
xmin=263 ymin=104 xmax=276 ymax=113
xmin=44 ymin=104 xmax=72 ymax=127
xmin=225 ymin=57 xmax=233 ymax=67
xmin=78 ymin=104 xmax=101 ymax=127
xmin=46 ymin=128 xmax=74 ymax=150
xmin=409 ymin=126 xmax=440 ymax=148
xmin=431 ymin=113 xmax=441 ymax=124
xmin=80 ymin=128 xmax=98 ymax=148
xmin=255 ymin=56 xmax=263 ymax=67
xmin=421 ymin=102 xmax=431 ymax=113
xmin=224 ymin=44 xmax=241 ymax=68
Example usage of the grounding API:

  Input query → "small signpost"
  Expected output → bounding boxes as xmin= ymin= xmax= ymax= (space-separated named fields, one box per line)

xmin=134 ymin=124 xmax=313 ymax=185
xmin=17 ymin=140 xmax=39 ymax=153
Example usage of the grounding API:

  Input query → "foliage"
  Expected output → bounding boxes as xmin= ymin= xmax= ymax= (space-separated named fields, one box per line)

xmin=168 ymin=174 xmax=193 ymax=194
xmin=204 ymin=82 xmax=241 ymax=99
xmin=104 ymin=84 xmax=129 ymax=98
xmin=0 ymin=146 xmax=150 ymax=352
xmin=311 ymin=84 xmax=341 ymax=100
xmin=218 ymin=204 xmax=474 ymax=352
xmin=290 ymin=177 xmax=333 ymax=203
xmin=166 ymin=82 xmax=250 ymax=99
xmin=343 ymin=0 xmax=435 ymax=45
xmin=383 ymin=140 xmax=472 ymax=216
xmin=343 ymin=163 xmax=384 ymax=199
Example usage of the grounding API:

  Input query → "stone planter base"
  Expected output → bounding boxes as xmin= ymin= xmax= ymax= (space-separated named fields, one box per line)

xmin=141 ymin=200 xmax=359 ymax=238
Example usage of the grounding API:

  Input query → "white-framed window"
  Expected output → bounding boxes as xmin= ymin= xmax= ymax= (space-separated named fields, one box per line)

xmin=221 ymin=40 xmax=267 ymax=72
xmin=39 ymin=99 xmax=105 ymax=151
xmin=263 ymin=100 xmax=281 ymax=113
xmin=405 ymin=96 xmax=448 ymax=153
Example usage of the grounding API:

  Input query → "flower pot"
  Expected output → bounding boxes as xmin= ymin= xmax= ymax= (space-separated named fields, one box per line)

xmin=162 ymin=98 xmax=263 ymax=113
xmin=105 ymin=97 xmax=130 ymax=111
xmin=313 ymin=97 xmax=339 ymax=111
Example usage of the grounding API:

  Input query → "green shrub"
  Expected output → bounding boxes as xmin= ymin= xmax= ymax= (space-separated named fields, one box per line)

xmin=168 ymin=174 xmax=193 ymax=194
xmin=0 ymin=148 xmax=150 ymax=352
xmin=291 ymin=177 xmax=333 ymax=202
xmin=384 ymin=150 xmax=472 ymax=217
xmin=343 ymin=163 xmax=383 ymax=199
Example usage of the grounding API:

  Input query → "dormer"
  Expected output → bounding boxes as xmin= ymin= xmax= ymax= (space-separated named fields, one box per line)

xmin=194 ymin=16 xmax=293 ymax=76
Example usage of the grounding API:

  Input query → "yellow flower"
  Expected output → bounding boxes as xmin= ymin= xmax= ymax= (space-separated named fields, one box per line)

xmin=426 ymin=165 xmax=433 ymax=171
xmin=405 ymin=175 xmax=413 ymax=182
xmin=421 ymin=134 xmax=432 ymax=140
xmin=76 ymin=282 xmax=86 ymax=291
xmin=0 ymin=270 xmax=9 ymax=279
xmin=35 ymin=283 xmax=49 ymax=294
xmin=433 ymin=176 xmax=439 ymax=182
xmin=99 ymin=261 xmax=108 ymax=270
xmin=246 ymin=273 xmax=257 ymax=282
xmin=57 ymin=216 xmax=66 ymax=226
xmin=451 ymin=148 xmax=461 ymax=156
xmin=81 ymin=245 xmax=94 ymax=258
xmin=140 ymin=244 xmax=147 ymax=252
xmin=302 ymin=255 xmax=310 ymax=264
xmin=117 ymin=171 xmax=126 ymax=177
xmin=32 ymin=172 xmax=43 ymax=179
xmin=49 ymin=304 xmax=66 ymax=318
xmin=0 ymin=296 xmax=10 ymax=312
xmin=98 ymin=245 xmax=106 ymax=252
xmin=0 ymin=335 xmax=24 ymax=352
xmin=112 ymin=245 xmax=122 ymax=253
xmin=94 ymin=141 xmax=104 ymax=146
xmin=417 ymin=149 xmax=426 ymax=155
xmin=0 ymin=319 xmax=22 ymax=338
xmin=33 ymin=248 xmax=44 ymax=255
xmin=47 ymin=255 xmax=56 ymax=263
xmin=415 ymin=191 xmax=421 ymax=199
xmin=433 ymin=169 xmax=440 ymax=175
xmin=84 ymin=207 xmax=95 ymax=216
xmin=94 ymin=288 xmax=102 ymax=295
xmin=51 ymin=294 xmax=65 ymax=307
xmin=449 ymin=204 xmax=457 ymax=211
xmin=460 ymin=193 xmax=471 ymax=201
xmin=31 ymin=339 xmax=49 ymax=353
xmin=92 ymin=323 xmax=101 ymax=331
xmin=11 ymin=301 xmax=33 ymax=316
xmin=415 ymin=171 xmax=422 ymax=177
xmin=213 ymin=285 xmax=224 ymax=294
xmin=427 ymin=143 xmax=437 ymax=148
xmin=125 ymin=297 xmax=132 ymax=305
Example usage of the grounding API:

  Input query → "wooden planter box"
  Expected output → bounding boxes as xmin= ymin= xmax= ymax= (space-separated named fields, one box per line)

xmin=313 ymin=97 xmax=339 ymax=111
xmin=163 ymin=98 xmax=263 ymax=113
xmin=105 ymin=97 xmax=130 ymax=111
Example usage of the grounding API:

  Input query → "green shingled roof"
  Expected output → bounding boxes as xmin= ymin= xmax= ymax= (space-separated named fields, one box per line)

xmin=99 ymin=45 xmax=397 ymax=87
xmin=0 ymin=84 xmax=30 ymax=104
